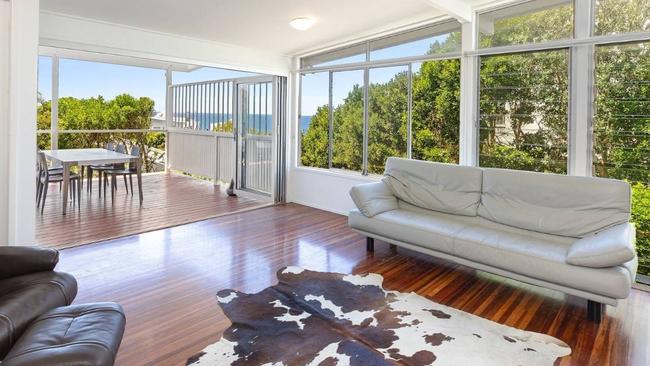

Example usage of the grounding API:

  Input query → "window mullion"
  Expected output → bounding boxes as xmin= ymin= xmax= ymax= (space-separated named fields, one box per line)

xmin=328 ymin=71 xmax=333 ymax=170
xmin=568 ymin=0 xmax=596 ymax=176
xmin=362 ymin=68 xmax=369 ymax=175
xmin=460 ymin=16 xmax=479 ymax=167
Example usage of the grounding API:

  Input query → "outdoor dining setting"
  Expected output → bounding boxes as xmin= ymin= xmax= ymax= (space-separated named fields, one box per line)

xmin=37 ymin=143 xmax=143 ymax=215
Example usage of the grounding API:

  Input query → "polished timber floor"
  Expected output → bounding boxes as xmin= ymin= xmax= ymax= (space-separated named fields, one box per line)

xmin=56 ymin=203 xmax=650 ymax=366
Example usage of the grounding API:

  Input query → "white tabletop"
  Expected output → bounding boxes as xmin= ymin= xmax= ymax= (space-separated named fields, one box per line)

xmin=42 ymin=148 xmax=137 ymax=165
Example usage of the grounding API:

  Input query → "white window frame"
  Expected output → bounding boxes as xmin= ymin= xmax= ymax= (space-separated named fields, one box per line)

xmin=296 ymin=0 xmax=650 ymax=178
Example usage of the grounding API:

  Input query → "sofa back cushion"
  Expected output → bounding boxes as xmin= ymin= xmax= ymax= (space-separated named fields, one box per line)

xmin=478 ymin=168 xmax=631 ymax=237
xmin=382 ymin=157 xmax=483 ymax=216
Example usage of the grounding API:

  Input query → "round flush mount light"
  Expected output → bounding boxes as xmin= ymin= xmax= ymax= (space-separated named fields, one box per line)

xmin=290 ymin=17 xmax=315 ymax=31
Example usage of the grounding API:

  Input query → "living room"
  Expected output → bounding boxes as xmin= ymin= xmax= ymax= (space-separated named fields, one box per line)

xmin=1 ymin=0 xmax=649 ymax=365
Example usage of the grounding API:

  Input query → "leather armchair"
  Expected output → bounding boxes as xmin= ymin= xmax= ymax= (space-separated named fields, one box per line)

xmin=0 ymin=246 xmax=125 ymax=366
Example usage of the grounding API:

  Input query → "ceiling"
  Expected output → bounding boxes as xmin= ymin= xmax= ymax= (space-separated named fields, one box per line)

xmin=39 ymin=0 xmax=475 ymax=56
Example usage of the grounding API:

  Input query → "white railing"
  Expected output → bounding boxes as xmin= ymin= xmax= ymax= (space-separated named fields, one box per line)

xmin=167 ymin=128 xmax=235 ymax=184
xmin=171 ymin=80 xmax=233 ymax=132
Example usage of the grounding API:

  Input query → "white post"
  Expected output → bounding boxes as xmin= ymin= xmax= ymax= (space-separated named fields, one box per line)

xmin=568 ymin=0 xmax=595 ymax=176
xmin=165 ymin=67 xmax=172 ymax=172
xmin=51 ymin=55 xmax=59 ymax=150
xmin=7 ymin=0 xmax=39 ymax=245
xmin=0 ymin=0 xmax=11 ymax=244
xmin=459 ymin=15 xmax=479 ymax=167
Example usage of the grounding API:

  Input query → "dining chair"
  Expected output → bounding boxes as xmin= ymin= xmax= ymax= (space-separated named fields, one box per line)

xmin=35 ymin=150 xmax=64 ymax=203
xmin=37 ymin=152 xmax=81 ymax=214
xmin=89 ymin=142 xmax=124 ymax=197
xmin=81 ymin=143 xmax=114 ymax=193
xmin=107 ymin=146 xmax=140 ymax=203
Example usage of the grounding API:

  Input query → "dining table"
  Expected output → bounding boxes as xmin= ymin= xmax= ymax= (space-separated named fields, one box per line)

xmin=42 ymin=148 xmax=143 ymax=215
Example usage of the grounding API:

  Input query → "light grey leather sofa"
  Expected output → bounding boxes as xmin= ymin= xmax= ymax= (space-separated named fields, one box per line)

xmin=348 ymin=157 xmax=637 ymax=322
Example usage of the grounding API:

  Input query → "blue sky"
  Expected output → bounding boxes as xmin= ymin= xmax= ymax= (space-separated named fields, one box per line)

xmin=38 ymin=57 xmax=253 ymax=113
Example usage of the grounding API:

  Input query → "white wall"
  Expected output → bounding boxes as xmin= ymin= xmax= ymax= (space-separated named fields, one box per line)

xmin=0 ymin=1 xmax=11 ymax=243
xmin=39 ymin=11 xmax=292 ymax=77
xmin=0 ymin=0 xmax=39 ymax=245
xmin=288 ymin=168 xmax=378 ymax=215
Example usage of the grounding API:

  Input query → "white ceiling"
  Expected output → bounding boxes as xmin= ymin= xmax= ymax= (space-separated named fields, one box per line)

xmin=39 ymin=0 xmax=467 ymax=56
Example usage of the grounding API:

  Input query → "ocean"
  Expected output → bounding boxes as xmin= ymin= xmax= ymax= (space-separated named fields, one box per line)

xmin=174 ymin=113 xmax=313 ymax=133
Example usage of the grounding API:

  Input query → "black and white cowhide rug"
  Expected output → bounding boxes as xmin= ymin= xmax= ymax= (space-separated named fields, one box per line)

xmin=188 ymin=267 xmax=571 ymax=365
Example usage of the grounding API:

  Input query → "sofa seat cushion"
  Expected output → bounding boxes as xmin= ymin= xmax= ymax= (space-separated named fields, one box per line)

xmin=349 ymin=208 xmax=478 ymax=255
xmin=2 ymin=303 xmax=126 ymax=366
xmin=0 ymin=271 xmax=77 ymax=359
xmin=453 ymin=220 xmax=636 ymax=299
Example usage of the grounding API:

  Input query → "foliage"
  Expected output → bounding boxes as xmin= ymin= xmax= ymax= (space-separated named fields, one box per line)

xmin=298 ymin=0 xmax=650 ymax=275
xmin=632 ymin=184 xmax=650 ymax=274
xmin=37 ymin=94 xmax=164 ymax=172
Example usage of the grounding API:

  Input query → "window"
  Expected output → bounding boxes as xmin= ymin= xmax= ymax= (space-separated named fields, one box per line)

xmin=332 ymin=70 xmax=365 ymax=172
xmin=298 ymin=20 xmax=461 ymax=175
xmin=479 ymin=1 xmax=574 ymax=48
xmin=37 ymin=56 xmax=52 ymax=150
xmin=301 ymin=44 xmax=367 ymax=69
xmin=367 ymin=66 xmax=409 ymax=174
xmin=411 ymin=59 xmax=461 ymax=164
xmin=593 ymin=41 xmax=650 ymax=274
xmin=369 ymin=22 xmax=461 ymax=61
xmin=299 ymin=73 xmax=329 ymax=169
xmin=479 ymin=50 xmax=569 ymax=173
xmin=595 ymin=0 xmax=650 ymax=35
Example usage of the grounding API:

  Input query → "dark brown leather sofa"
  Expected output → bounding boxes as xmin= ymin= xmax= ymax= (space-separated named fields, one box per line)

xmin=0 ymin=247 xmax=125 ymax=366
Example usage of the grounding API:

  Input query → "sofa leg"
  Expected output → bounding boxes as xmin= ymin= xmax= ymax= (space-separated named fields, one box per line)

xmin=587 ymin=300 xmax=604 ymax=323
xmin=366 ymin=237 xmax=374 ymax=252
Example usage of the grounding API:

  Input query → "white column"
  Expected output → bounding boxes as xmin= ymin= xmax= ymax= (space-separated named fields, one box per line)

xmin=7 ymin=0 xmax=40 ymax=245
xmin=0 ymin=1 xmax=11 ymax=244
xmin=165 ymin=67 xmax=172 ymax=172
xmin=51 ymin=55 xmax=59 ymax=150
xmin=568 ymin=0 xmax=595 ymax=176
xmin=459 ymin=16 xmax=479 ymax=166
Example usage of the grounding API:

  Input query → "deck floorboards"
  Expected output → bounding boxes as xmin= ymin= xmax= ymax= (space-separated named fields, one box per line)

xmin=37 ymin=173 xmax=266 ymax=249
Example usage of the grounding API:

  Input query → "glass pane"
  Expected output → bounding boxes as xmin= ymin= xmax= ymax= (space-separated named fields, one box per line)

xmin=37 ymin=56 xmax=52 ymax=132
xmin=479 ymin=1 xmax=573 ymax=48
xmin=367 ymin=66 xmax=408 ymax=174
xmin=412 ymin=59 xmax=461 ymax=163
xmin=595 ymin=0 xmax=650 ymax=35
xmin=300 ymin=72 xmax=330 ymax=169
xmin=332 ymin=70 xmax=364 ymax=172
xmin=369 ymin=22 xmax=461 ymax=60
xmin=58 ymin=58 xmax=165 ymax=130
xmin=301 ymin=44 xmax=367 ymax=69
xmin=593 ymin=42 xmax=650 ymax=275
xmin=479 ymin=50 xmax=569 ymax=173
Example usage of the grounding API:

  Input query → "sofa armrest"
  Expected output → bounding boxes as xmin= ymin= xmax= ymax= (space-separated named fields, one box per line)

xmin=0 ymin=247 xmax=59 ymax=280
xmin=349 ymin=182 xmax=398 ymax=217
xmin=567 ymin=223 xmax=636 ymax=268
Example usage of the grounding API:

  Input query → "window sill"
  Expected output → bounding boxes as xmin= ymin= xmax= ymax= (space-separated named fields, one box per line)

xmin=292 ymin=165 xmax=382 ymax=182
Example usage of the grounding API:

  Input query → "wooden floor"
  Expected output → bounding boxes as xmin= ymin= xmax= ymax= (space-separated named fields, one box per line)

xmin=36 ymin=173 xmax=267 ymax=249
xmin=56 ymin=204 xmax=650 ymax=366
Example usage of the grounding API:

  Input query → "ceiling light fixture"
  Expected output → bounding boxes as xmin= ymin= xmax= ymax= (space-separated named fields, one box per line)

xmin=290 ymin=17 xmax=315 ymax=31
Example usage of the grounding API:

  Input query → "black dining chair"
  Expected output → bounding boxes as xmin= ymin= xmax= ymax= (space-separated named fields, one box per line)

xmin=106 ymin=146 xmax=140 ymax=203
xmin=37 ymin=152 xmax=80 ymax=214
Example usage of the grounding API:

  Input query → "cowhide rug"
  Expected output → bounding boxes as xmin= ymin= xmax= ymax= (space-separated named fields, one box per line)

xmin=187 ymin=267 xmax=571 ymax=365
